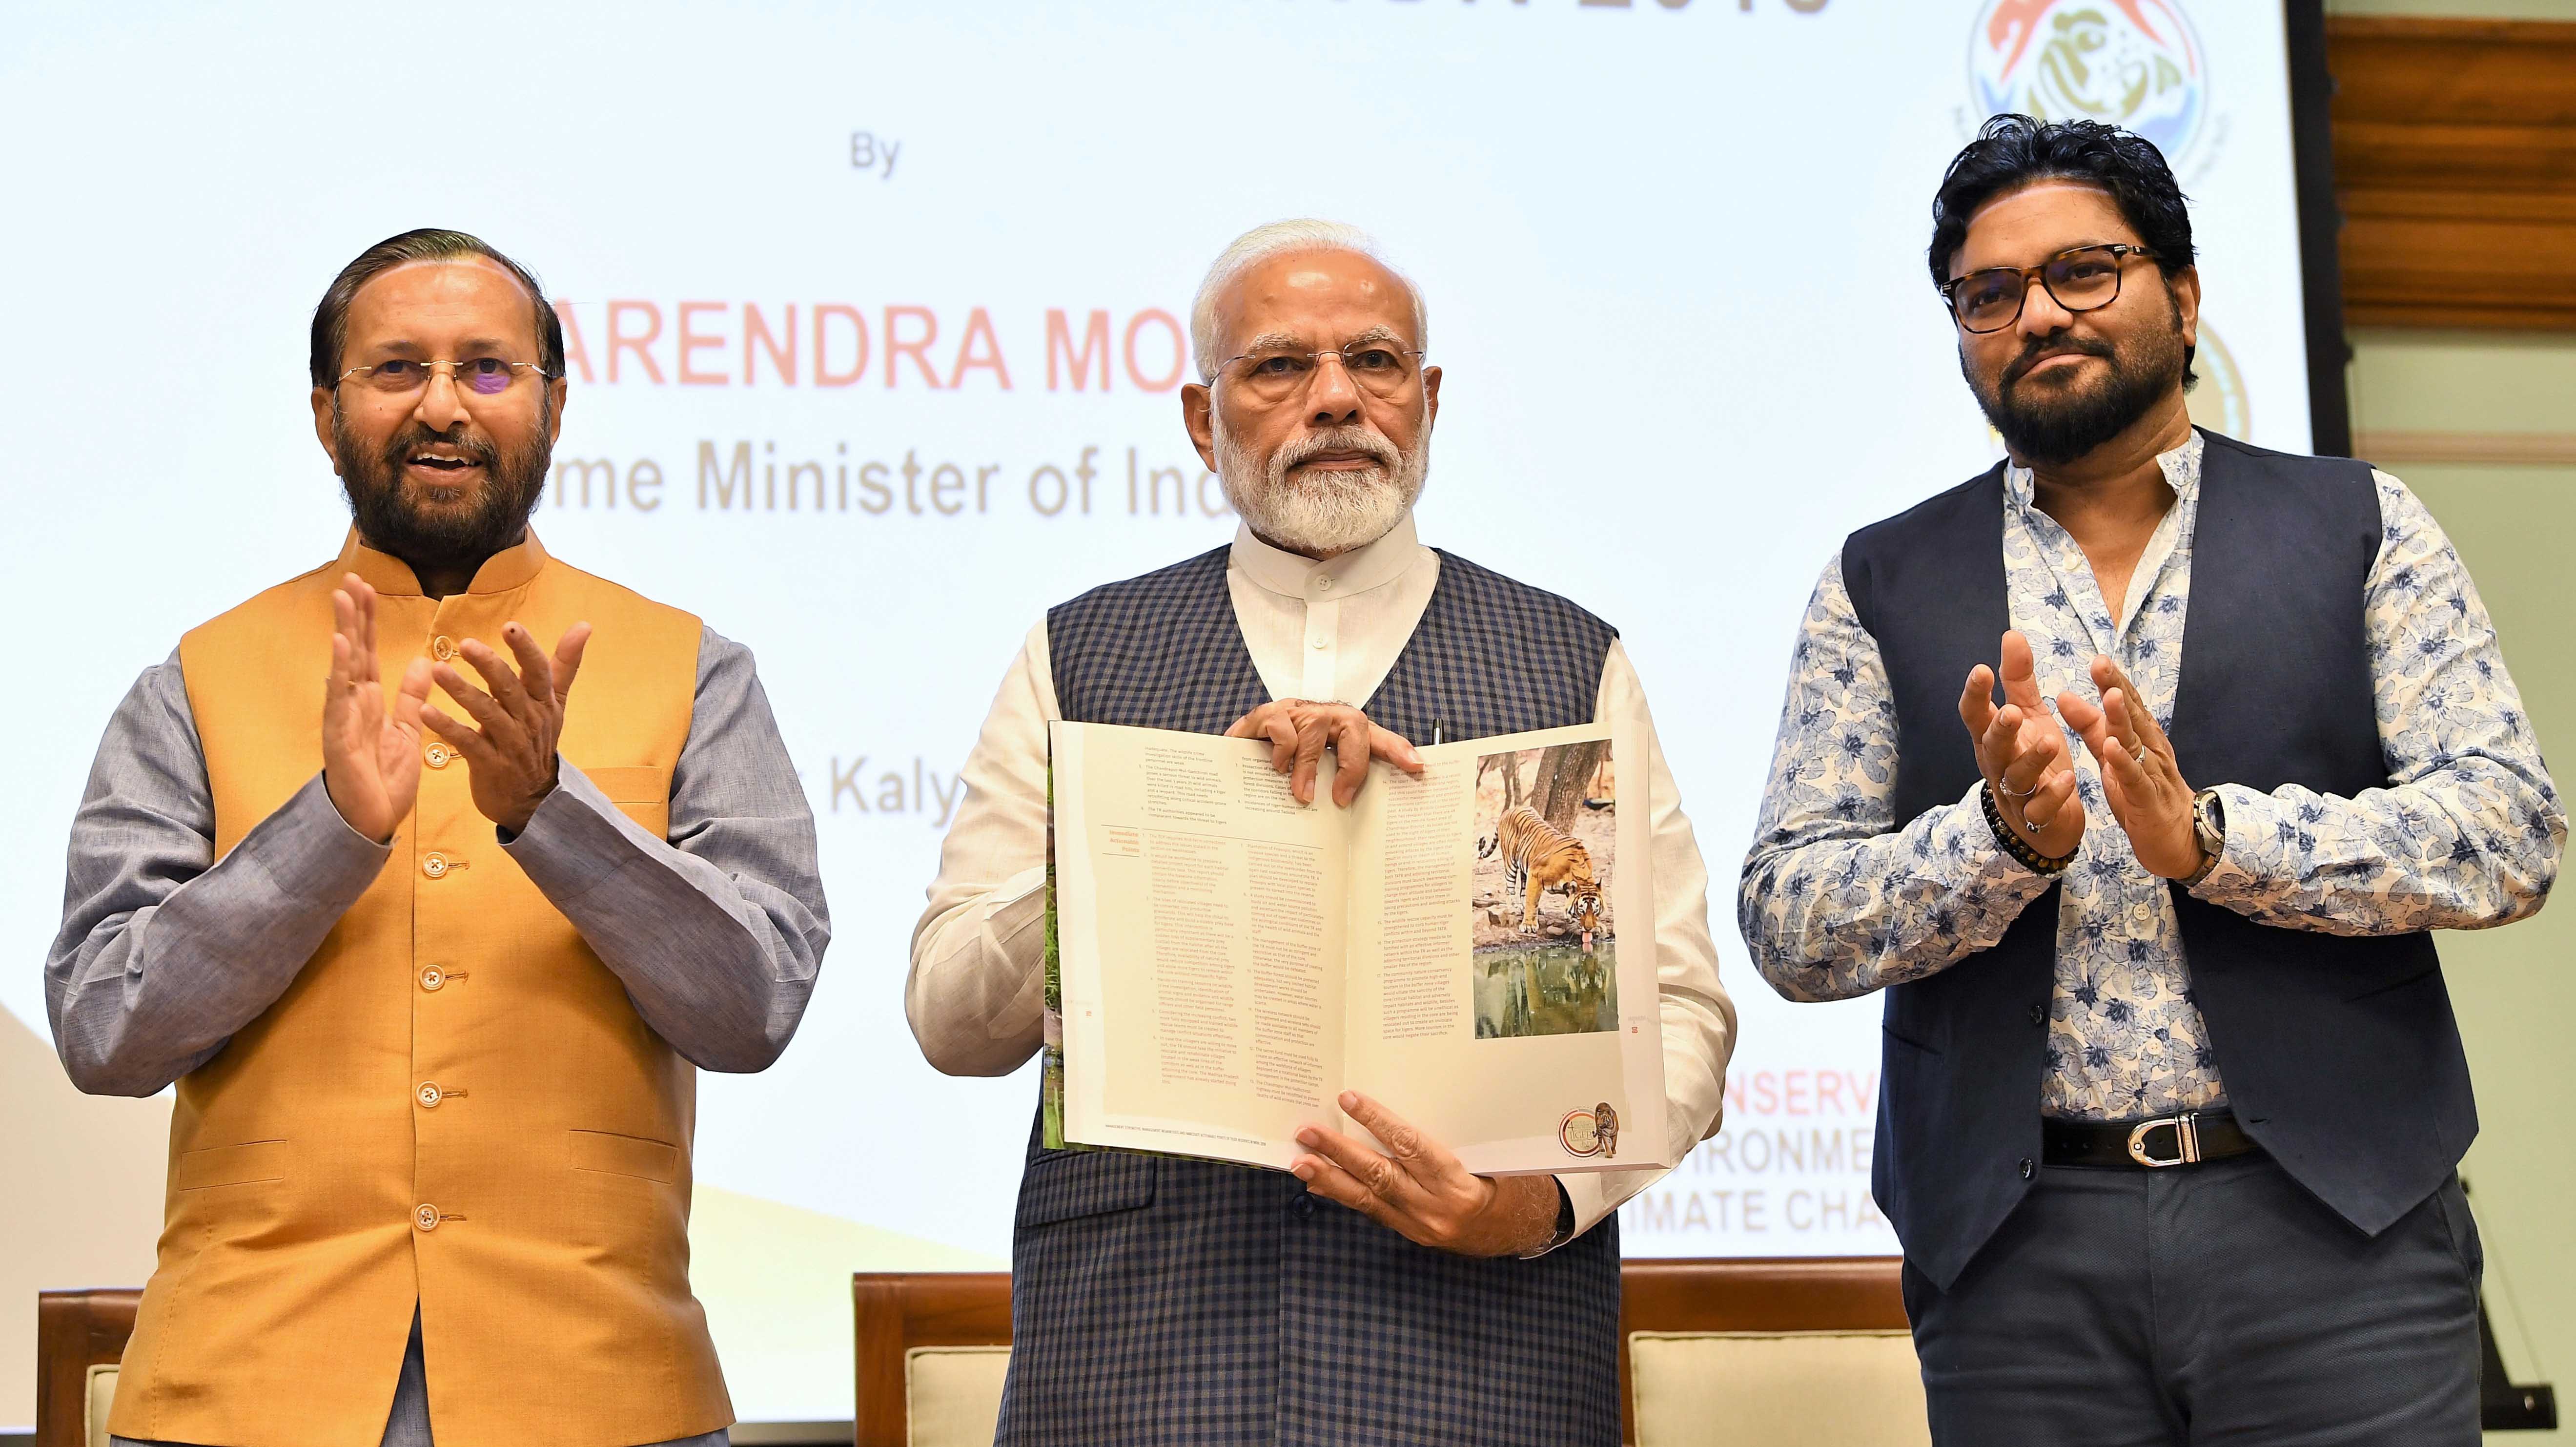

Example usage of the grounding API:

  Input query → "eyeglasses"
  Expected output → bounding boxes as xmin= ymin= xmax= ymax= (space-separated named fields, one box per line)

xmin=1939 ymin=244 xmax=2156 ymax=334
xmin=1212 ymin=339 xmax=1426 ymax=405
xmin=335 ymin=356 xmax=552 ymax=398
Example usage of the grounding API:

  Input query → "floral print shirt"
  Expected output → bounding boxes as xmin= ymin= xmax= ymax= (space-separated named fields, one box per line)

xmin=1738 ymin=432 xmax=2564 ymax=1119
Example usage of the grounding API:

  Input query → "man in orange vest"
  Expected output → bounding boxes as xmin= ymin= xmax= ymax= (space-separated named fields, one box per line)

xmin=46 ymin=229 xmax=830 ymax=1447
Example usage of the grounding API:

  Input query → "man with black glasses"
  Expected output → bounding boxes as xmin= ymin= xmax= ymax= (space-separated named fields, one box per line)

xmin=1740 ymin=115 xmax=2562 ymax=1443
xmin=49 ymin=229 xmax=828 ymax=1447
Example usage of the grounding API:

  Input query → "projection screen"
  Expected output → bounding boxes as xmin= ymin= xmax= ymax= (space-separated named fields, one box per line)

xmin=2 ymin=0 xmax=2330 ymax=1425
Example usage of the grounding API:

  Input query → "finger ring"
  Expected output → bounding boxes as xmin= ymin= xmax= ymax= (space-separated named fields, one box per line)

xmin=2131 ymin=743 xmax=2148 ymax=763
xmin=2024 ymin=817 xmax=2044 ymax=833
xmin=1999 ymin=778 xmax=2038 ymax=800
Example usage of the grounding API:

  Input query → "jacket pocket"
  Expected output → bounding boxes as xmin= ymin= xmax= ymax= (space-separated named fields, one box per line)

xmin=581 ymin=765 xmax=672 ymax=837
xmin=173 ymin=1138 xmax=288 ymax=1191
xmin=2428 ymin=1173 xmax=2485 ymax=1287
xmin=1881 ymin=982 xmax=1950 ymax=1055
xmin=567 ymin=1128 xmax=683 ymax=1183
xmin=1015 ymin=1150 xmax=1158 ymax=1230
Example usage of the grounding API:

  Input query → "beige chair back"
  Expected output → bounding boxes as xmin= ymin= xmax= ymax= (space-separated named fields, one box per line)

xmin=84 ymin=1365 xmax=118 ymax=1447
xmin=903 ymin=1345 xmax=1012 ymax=1447
xmin=1618 ymin=1259 xmax=1914 ymax=1445
xmin=1630 ymin=1329 xmax=1929 ymax=1447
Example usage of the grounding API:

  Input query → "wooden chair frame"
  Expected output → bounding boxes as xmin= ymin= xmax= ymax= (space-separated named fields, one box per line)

xmin=44 ymin=1263 xmax=1902 ymax=1446
xmin=851 ymin=1259 xmax=1905 ymax=1447
xmin=850 ymin=1271 xmax=1013 ymax=1447
xmin=1617 ymin=1259 xmax=1908 ymax=1444
xmin=35 ymin=1289 xmax=141 ymax=1447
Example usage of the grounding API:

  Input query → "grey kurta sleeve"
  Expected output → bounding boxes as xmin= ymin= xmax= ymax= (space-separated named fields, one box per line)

xmin=47 ymin=655 xmax=393 ymax=1096
xmin=503 ymin=624 xmax=830 ymax=1072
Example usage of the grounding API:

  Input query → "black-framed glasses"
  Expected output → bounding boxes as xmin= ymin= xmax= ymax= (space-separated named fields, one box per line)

xmin=336 ymin=356 xmax=552 ymax=398
xmin=1939 ymin=244 xmax=2156 ymax=334
xmin=1212 ymin=339 xmax=1426 ymax=404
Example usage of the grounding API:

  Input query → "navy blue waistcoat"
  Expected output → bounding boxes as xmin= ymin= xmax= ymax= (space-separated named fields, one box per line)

xmin=1842 ymin=430 xmax=2474 ymax=1290
xmin=1001 ymin=543 xmax=1625 ymax=1447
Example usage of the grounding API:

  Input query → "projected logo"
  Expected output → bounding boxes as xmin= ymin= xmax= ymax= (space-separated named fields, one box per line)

xmin=2183 ymin=320 xmax=2249 ymax=441
xmin=1968 ymin=0 xmax=2208 ymax=165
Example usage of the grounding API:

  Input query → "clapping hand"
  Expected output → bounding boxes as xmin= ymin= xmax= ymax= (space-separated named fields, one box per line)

xmin=418 ymin=620 xmax=593 ymax=834
xmin=322 ymin=575 xmax=433 ymax=843
xmin=1959 ymin=630 xmax=2083 ymax=861
xmin=2057 ymin=655 xmax=2203 ymax=879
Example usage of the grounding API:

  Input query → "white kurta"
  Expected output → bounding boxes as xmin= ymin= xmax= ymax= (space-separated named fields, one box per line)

xmin=909 ymin=514 xmax=1736 ymax=1240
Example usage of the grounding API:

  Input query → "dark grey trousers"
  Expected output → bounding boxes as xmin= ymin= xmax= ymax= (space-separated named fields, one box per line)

xmin=1901 ymin=1155 xmax=2484 ymax=1446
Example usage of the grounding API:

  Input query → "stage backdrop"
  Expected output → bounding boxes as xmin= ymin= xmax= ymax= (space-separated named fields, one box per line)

xmin=3 ymin=0 xmax=2313 ymax=1426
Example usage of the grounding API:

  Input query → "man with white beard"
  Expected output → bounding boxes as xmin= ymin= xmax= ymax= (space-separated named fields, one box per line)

xmin=907 ymin=220 xmax=1734 ymax=1447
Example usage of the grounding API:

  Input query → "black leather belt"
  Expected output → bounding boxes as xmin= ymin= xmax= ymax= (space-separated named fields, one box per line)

xmin=2041 ymin=1110 xmax=2261 ymax=1169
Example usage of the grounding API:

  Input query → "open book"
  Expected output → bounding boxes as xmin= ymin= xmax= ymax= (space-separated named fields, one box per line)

xmin=1043 ymin=719 xmax=1667 ymax=1176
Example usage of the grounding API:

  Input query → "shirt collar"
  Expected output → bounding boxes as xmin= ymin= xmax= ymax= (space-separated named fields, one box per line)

xmin=1228 ymin=513 xmax=1422 ymax=602
xmin=332 ymin=526 xmax=551 ymax=597
xmin=2003 ymin=427 xmax=2206 ymax=510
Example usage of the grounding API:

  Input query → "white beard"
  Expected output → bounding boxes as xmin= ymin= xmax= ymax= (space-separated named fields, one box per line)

xmin=1213 ymin=412 xmax=1430 ymax=557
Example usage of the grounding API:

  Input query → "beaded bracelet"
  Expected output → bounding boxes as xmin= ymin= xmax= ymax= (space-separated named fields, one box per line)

xmin=1980 ymin=782 xmax=2076 ymax=876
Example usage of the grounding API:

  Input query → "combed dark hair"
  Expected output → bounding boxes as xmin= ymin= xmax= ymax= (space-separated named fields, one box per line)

xmin=1928 ymin=114 xmax=2196 ymax=288
xmin=309 ymin=228 xmax=565 ymax=387
xmin=1928 ymin=115 xmax=2197 ymax=377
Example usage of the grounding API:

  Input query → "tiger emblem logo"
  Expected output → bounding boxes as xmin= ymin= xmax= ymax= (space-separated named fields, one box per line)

xmin=1489 ymin=805 xmax=1605 ymax=950
xmin=1969 ymin=0 xmax=2207 ymax=165
xmin=1559 ymin=1102 xmax=1620 ymax=1160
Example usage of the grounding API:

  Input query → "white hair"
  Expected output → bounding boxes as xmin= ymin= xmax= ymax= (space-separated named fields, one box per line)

xmin=1189 ymin=219 xmax=1429 ymax=383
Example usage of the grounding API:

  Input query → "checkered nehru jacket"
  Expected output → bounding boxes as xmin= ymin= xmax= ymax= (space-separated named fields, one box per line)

xmin=1003 ymin=543 xmax=1625 ymax=1447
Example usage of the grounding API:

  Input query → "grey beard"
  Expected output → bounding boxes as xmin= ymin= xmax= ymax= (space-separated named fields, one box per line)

xmin=1214 ymin=417 xmax=1429 ymax=556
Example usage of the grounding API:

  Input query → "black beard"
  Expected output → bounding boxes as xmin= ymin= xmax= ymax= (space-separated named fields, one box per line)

xmin=334 ymin=405 xmax=551 ymax=578
xmin=1964 ymin=309 xmax=2186 ymax=468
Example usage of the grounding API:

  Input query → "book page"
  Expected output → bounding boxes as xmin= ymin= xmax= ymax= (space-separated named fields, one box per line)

xmin=1052 ymin=722 xmax=1349 ymax=1169
xmin=1342 ymin=720 xmax=1668 ymax=1175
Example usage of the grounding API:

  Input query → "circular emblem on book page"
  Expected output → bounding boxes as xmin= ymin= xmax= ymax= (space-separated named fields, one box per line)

xmin=1560 ymin=1109 xmax=1604 ymax=1158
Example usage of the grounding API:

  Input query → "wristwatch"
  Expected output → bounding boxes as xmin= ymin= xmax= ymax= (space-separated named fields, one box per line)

xmin=2185 ymin=788 xmax=2226 ymax=887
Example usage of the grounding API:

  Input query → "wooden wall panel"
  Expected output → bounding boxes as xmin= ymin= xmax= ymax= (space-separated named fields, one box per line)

xmin=2327 ymin=18 xmax=2576 ymax=330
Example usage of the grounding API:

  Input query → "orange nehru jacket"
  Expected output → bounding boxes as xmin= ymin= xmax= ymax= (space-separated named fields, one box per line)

xmin=111 ymin=531 xmax=729 ymax=1447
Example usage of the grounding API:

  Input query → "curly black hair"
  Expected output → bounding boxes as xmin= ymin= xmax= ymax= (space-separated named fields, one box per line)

xmin=1929 ymin=113 xmax=2197 ymax=378
xmin=1928 ymin=113 xmax=2196 ymax=289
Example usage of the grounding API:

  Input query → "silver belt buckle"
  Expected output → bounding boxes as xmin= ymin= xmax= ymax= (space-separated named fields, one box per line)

xmin=2126 ymin=1112 xmax=2202 ymax=1168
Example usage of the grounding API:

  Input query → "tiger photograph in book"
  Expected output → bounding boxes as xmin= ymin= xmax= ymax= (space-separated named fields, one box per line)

xmin=1469 ymin=742 xmax=1618 ymax=1040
